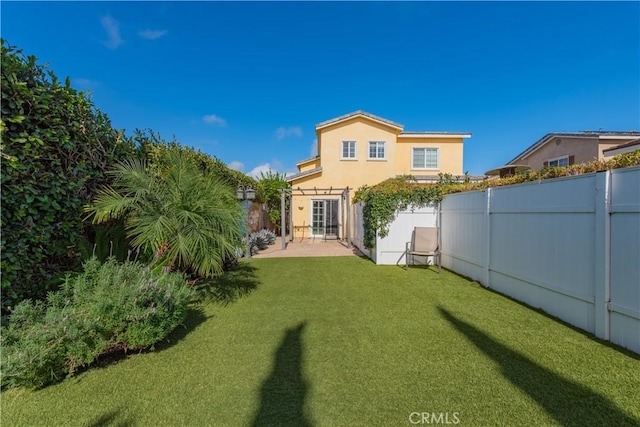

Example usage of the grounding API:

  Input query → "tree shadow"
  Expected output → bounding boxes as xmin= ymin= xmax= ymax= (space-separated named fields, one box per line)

xmin=252 ymin=322 xmax=311 ymax=427
xmin=437 ymin=307 xmax=640 ymax=426
xmin=85 ymin=408 xmax=134 ymax=427
xmin=194 ymin=262 xmax=260 ymax=306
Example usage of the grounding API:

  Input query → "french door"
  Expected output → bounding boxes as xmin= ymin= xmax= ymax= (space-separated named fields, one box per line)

xmin=311 ymin=199 xmax=339 ymax=238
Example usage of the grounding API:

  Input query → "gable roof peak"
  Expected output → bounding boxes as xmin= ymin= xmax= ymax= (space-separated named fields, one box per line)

xmin=315 ymin=110 xmax=403 ymax=131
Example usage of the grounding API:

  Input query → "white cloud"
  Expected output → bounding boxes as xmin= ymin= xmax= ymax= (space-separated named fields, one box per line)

xmin=101 ymin=15 xmax=123 ymax=49
xmin=247 ymin=163 xmax=273 ymax=179
xmin=139 ymin=29 xmax=168 ymax=40
xmin=203 ymin=114 xmax=227 ymax=126
xmin=228 ymin=161 xmax=244 ymax=172
xmin=275 ymin=126 xmax=303 ymax=140
xmin=310 ymin=138 xmax=318 ymax=157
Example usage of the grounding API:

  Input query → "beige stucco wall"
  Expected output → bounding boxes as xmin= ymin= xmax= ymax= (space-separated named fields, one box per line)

xmin=288 ymin=116 xmax=465 ymax=239
xmin=396 ymin=136 xmax=464 ymax=175
xmin=517 ymin=137 xmax=599 ymax=170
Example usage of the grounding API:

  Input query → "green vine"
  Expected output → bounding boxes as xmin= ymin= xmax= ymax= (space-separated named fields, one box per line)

xmin=353 ymin=175 xmax=445 ymax=249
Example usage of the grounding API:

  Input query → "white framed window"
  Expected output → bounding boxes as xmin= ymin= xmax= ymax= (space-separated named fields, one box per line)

xmin=368 ymin=141 xmax=386 ymax=160
xmin=341 ymin=141 xmax=356 ymax=159
xmin=412 ymin=147 xmax=439 ymax=169
xmin=547 ymin=156 xmax=569 ymax=167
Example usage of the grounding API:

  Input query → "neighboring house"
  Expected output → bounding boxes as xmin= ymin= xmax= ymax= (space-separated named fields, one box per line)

xmin=286 ymin=110 xmax=471 ymax=240
xmin=506 ymin=131 xmax=640 ymax=171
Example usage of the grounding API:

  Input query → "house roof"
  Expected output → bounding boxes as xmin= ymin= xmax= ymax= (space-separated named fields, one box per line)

xmin=398 ymin=131 xmax=472 ymax=139
xmin=509 ymin=131 xmax=640 ymax=164
xmin=286 ymin=167 xmax=323 ymax=183
xmin=315 ymin=110 xmax=403 ymax=131
xmin=296 ymin=156 xmax=320 ymax=167
xmin=602 ymin=138 xmax=640 ymax=154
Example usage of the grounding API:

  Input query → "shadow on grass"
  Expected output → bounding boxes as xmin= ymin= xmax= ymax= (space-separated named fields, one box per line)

xmin=194 ymin=262 xmax=260 ymax=306
xmin=438 ymin=307 xmax=639 ymax=426
xmin=86 ymin=408 xmax=134 ymax=427
xmin=443 ymin=270 xmax=640 ymax=360
xmin=252 ymin=322 xmax=311 ymax=427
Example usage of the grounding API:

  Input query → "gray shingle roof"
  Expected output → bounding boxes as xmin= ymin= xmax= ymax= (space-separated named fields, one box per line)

xmin=286 ymin=167 xmax=323 ymax=183
xmin=315 ymin=110 xmax=403 ymax=130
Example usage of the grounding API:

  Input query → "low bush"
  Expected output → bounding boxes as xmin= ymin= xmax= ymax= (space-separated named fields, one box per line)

xmin=242 ymin=229 xmax=277 ymax=256
xmin=0 ymin=257 xmax=193 ymax=390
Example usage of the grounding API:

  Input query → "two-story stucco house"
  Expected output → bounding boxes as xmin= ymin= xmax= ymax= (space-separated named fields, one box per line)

xmin=286 ymin=110 xmax=471 ymax=240
xmin=507 ymin=131 xmax=640 ymax=171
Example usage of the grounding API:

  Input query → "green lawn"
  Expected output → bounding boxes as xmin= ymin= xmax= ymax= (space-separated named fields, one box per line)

xmin=2 ymin=256 xmax=639 ymax=426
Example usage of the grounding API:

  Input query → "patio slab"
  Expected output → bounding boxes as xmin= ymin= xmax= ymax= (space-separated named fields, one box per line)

xmin=251 ymin=237 xmax=364 ymax=258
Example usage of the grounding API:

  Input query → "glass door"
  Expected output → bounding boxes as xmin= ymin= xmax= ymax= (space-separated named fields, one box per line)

xmin=312 ymin=200 xmax=339 ymax=238
xmin=312 ymin=200 xmax=325 ymax=236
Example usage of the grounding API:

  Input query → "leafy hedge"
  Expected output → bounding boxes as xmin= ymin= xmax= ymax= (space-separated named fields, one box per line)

xmin=354 ymin=151 xmax=640 ymax=249
xmin=0 ymin=258 xmax=193 ymax=390
xmin=0 ymin=41 xmax=137 ymax=312
xmin=132 ymin=129 xmax=265 ymax=202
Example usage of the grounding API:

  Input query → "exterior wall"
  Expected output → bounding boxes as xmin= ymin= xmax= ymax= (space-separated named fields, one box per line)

xmin=396 ymin=136 xmax=464 ymax=175
xmin=516 ymin=137 xmax=599 ymax=170
xmin=289 ymin=116 xmax=465 ymax=239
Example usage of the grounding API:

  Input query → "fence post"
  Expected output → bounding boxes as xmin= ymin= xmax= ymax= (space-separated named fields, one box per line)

xmin=594 ymin=170 xmax=611 ymax=341
xmin=484 ymin=188 xmax=492 ymax=288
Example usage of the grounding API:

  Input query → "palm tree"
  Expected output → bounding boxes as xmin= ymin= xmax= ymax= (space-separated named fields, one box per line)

xmin=85 ymin=151 xmax=244 ymax=278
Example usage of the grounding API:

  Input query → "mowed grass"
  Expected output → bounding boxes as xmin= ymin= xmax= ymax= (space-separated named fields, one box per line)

xmin=2 ymin=256 xmax=639 ymax=426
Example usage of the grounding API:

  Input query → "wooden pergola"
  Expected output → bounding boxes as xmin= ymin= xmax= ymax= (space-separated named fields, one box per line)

xmin=279 ymin=187 xmax=352 ymax=250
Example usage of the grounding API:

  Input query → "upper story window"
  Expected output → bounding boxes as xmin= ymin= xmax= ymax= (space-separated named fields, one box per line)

xmin=412 ymin=147 xmax=439 ymax=169
xmin=368 ymin=141 xmax=386 ymax=160
xmin=342 ymin=141 xmax=357 ymax=159
xmin=546 ymin=155 xmax=572 ymax=167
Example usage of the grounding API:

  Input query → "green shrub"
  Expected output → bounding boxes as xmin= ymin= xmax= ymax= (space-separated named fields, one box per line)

xmin=1 ymin=258 xmax=193 ymax=390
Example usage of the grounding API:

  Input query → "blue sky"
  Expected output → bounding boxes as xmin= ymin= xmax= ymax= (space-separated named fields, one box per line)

xmin=2 ymin=1 xmax=639 ymax=176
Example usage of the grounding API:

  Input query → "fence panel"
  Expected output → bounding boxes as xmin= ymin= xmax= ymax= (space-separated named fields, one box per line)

xmin=352 ymin=202 xmax=371 ymax=260
xmin=488 ymin=175 xmax=598 ymax=333
xmin=609 ymin=166 xmax=640 ymax=353
xmin=440 ymin=191 xmax=487 ymax=282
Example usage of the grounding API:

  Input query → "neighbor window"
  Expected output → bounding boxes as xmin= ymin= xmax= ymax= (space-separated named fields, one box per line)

xmin=368 ymin=141 xmax=386 ymax=159
xmin=342 ymin=141 xmax=356 ymax=159
xmin=548 ymin=156 xmax=569 ymax=167
xmin=412 ymin=147 xmax=439 ymax=169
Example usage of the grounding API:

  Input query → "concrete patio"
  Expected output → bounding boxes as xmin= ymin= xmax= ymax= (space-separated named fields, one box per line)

xmin=251 ymin=237 xmax=364 ymax=258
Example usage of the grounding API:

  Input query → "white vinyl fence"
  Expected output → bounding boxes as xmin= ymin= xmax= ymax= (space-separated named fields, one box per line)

xmin=440 ymin=167 xmax=640 ymax=354
xmin=353 ymin=167 xmax=640 ymax=353
xmin=352 ymin=203 xmax=438 ymax=265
